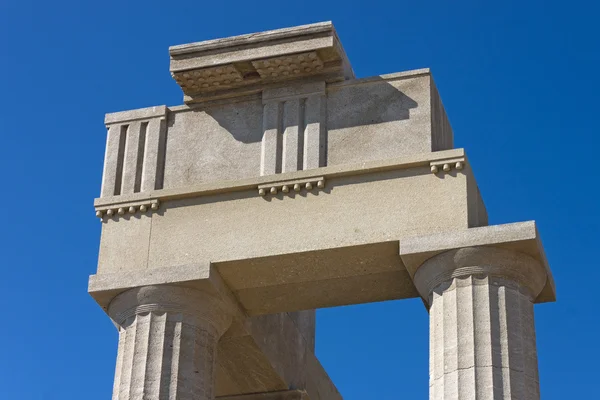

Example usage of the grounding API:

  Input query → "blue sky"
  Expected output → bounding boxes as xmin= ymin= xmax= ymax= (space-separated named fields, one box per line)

xmin=0 ymin=0 xmax=598 ymax=398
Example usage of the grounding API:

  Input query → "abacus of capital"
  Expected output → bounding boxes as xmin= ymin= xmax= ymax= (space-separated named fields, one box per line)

xmin=89 ymin=22 xmax=556 ymax=400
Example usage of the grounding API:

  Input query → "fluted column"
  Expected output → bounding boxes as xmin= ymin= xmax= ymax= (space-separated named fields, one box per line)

xmin=413 ymin=247 xmax=547 ymax=400
xmin=108 ymin=285 xmax=232 ymax=400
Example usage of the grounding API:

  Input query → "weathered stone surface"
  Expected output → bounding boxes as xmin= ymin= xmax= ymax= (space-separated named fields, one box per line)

xmin=97 ymin=213 xmax=153 ymax=274
xmin=326 ymin=71 xmax=452 ymax=166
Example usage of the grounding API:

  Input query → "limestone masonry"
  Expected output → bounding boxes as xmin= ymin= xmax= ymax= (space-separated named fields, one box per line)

xmin=90 ymin=22 xmax=556 ymax=400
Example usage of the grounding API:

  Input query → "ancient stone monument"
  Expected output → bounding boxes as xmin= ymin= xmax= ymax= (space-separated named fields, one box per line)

xmin=89 ymin=22 xmax=556 ymax=400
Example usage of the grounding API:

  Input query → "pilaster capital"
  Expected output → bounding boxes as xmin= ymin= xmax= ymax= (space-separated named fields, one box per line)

xmin=108 ymin=285 xmax=232 ymax=336
xmin=413 ymin=246 xmax=546 ymax=301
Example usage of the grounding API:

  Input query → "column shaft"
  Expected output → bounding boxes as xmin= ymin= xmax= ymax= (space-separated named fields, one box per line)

xmin=413 ymin=247 xmax=547 ymax=400
xmin=109 ymin=286 xmax=231 ymax=400
xmin=113 ymin=312 xmax=218 ymax=400
xmin=429 ymin=276 xmax=539 ymax=400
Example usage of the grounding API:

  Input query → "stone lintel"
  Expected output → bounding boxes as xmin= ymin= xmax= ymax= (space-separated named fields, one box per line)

xmin=89 ymin=240 xmax=419 ymax=316
xmin=168 ymin=22 xmax=354 ymax=103
xmin=399 ymin=221 xmax=556 ymax=303
xmin=215 ymin=241 xmax=418 ymax=315
xmin=217 ymin=390 xmax=307 ymax=400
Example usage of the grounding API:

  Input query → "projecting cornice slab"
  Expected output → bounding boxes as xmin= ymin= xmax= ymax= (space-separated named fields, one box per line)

xmin=169 ymin=22 xmax=354 ymax=103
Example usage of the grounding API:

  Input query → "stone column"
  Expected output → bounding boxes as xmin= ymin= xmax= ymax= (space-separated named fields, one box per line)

xmin=413 ymin=247 xmax=547 ymax=400
xmin=108 ymin=285 xmax=232 ymax=400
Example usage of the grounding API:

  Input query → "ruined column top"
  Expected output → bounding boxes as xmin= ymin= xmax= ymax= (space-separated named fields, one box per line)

xmin=169 ymin=21 xmax=354 ymax=103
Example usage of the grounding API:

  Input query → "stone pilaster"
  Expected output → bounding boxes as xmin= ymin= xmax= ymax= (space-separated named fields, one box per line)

xmin=413 ymin=247 xmax=547 ymax=400
xmin=108 ymin=285 xmax=232 ymax=400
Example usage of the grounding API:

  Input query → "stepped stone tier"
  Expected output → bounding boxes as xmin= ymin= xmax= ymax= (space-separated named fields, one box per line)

xmin=90 ymin=22 xmax=556 ymax=400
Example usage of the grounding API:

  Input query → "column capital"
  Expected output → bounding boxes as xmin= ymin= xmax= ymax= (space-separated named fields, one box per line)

xmin=108 ymin=285 xmax=233 ymax=336
xmin=413 ymin=246 xmax=546 ymax=302
xmin=108 ymin=285 xmax=231 ymax=399
xmin=400 ymin=221 xmax=556 ymax=304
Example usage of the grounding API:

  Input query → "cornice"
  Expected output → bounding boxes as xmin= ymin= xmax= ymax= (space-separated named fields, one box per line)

xmin=168 ymin=22 xmax=353 ymax=104
xmin=94 ymin=148 xmax=467 ymax=212
xmin=169 ymin=22 xmax=335 ymax=56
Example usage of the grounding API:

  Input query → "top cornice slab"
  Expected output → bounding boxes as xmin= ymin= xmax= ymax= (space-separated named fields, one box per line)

xmin=168 ymin=22 xmax=354 ymax=103
xmin=169 ymin=22 xmax=338 ymax=56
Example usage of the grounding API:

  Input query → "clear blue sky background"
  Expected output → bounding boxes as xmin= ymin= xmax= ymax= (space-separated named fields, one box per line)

xmin=0 ymin=1 xmax=598 ymax=399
